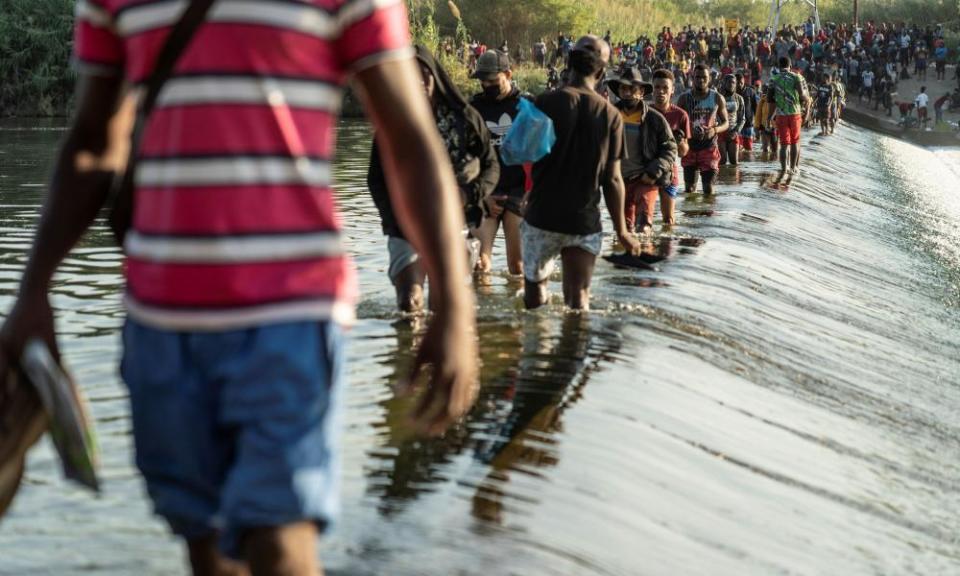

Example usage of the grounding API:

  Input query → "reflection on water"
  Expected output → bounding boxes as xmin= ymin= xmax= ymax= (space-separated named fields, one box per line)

xmin=2 ymin=119 xmax=960 ymax=575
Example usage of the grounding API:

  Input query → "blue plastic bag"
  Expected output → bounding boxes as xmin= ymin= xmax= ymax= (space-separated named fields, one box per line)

xmin=500 ymin=98 xmax=556 ymax=166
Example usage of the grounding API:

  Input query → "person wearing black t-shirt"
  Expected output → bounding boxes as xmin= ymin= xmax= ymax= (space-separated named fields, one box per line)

xmin=522 ymin=36 xmax=641 ymax=310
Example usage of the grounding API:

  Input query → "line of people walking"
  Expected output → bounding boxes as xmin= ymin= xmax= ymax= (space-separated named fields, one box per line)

xmin=370 ymin=36 xmax=818 ymax=316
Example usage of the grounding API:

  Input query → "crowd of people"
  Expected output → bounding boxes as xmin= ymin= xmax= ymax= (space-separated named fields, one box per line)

xmin=540 ymin=21 xmax=959 ymax=130
xmin=3 ymin=2 xmax=957 ymax=573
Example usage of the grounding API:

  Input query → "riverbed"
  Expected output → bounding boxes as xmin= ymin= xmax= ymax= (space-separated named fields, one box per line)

xmin=1 ymin=119 xmax=959 ymax=575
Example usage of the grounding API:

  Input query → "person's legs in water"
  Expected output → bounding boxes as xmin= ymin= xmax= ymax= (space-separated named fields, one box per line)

xmin=524 ymin=278 xmax=549 ymax=309
xmin=521 ymin=221 xmax=558 ymax=310
xmin=122 ymin=321 xmax=343 ymax=576
xmin=560 ymin=247 xmax=596 ymax=310
xmin=778 ymin=144 xmax=788 ymax=173
xmin=388 ymin=236 xmax=426 ymax=312
xmin=393 ymin=262 xmax=426 ymax=312
xmin=243 ymin=524 xmax=319 ymax=576
xmin=188 ymin=536 xmax=249 ymax=576
xmin=700 ymin=170 xmax=718 ymax=195
xmin=683 ymin=165 xmax=700 ymax=194
xmin=623 ymin=181 xmax=642 ymax=232
xmin=789 ymin=142 xmax=801 ymax=173
xmin=725 ymin=137 xmax=739 ymax=166
xmin=473 ymin=213 xmax=502 ymax=274
xmin=658 ymin=187 xmax=676 ymax=226
xmin=502 ymin=210 xmax=524 ymax=276
xmin=637 ymin=186 xmax=659 ymax=231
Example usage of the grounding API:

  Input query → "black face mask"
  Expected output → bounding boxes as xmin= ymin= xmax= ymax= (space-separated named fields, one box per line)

xmin=483 ymin=84 xmax=502 ymax=98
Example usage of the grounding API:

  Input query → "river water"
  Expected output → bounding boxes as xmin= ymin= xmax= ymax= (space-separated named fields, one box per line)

xmin=0 ymin=118 xmax=959 ymax=575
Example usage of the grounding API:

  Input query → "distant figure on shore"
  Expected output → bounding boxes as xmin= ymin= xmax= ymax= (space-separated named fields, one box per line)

xmin=915 ymin=86 xmax=930 ymax=127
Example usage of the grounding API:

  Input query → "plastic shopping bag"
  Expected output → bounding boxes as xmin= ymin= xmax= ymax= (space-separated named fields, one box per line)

xmin=500 ymin=98 xmax=555 ymax=166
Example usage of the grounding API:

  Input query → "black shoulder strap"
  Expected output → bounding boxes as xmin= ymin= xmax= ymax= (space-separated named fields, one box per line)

xmin=139 ymin=0 xmax=217 ymax=119
xmin=109 ymin=0 xmax=216 ymax=245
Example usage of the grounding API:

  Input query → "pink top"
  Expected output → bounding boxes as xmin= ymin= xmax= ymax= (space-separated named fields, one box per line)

xmin=74 ymin=0 xmax=412 ymax=330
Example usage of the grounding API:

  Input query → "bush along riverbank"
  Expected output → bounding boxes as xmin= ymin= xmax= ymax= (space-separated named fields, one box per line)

xmin=4 ymin=0 xmax=956 ymax=117
xmin=0 ymin=0 xmax=76 ymax=117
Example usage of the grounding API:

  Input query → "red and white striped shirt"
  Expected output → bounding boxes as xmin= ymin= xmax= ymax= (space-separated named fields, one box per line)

xmin=74 ymin=0 xmax=412 ymax=330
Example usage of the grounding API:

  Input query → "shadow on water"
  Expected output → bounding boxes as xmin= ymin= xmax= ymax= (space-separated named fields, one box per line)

xmin=364 ymin=313 xmax=624 ymax=528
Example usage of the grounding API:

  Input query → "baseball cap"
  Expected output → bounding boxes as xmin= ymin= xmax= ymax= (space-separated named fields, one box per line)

xmin=471 ymin=50 xmax=511 ymax=80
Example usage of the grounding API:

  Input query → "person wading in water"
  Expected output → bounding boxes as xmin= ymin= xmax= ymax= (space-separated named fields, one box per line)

xmin=522 ymin=35 xmax=641 ymax=310
xmin=650 ymin=68 xmax=691 ymax=227
xmin=469 ymin=50 xmax=533 ymax=276
xmin=610 ymin=67 xmax=677 ymax=233
xmin=768 ymin=56 xmax=811 ymax=175
xmin=368 ymin=46 xmax=499 ymax=312
xmin=677 ymin=63 xmax=730 ymax=195
xmin=718 ymin=73 xmax=745 ymax=166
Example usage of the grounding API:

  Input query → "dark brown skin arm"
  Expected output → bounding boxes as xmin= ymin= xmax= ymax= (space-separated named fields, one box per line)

xmin=0 ymin=74 xmax=130 ymax=362
xmin=353 ymin=57 xmax=479 ymax=435
xmin=602 ymin=160 xmax=641 ymax=254
xmin=713 ymin=93 xmax=730 ymax=135
xmin=0 ymin=74 xmax=130 ymax=426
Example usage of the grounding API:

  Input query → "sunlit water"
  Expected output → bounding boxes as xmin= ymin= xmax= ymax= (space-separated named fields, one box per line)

xmin=1 ymin=118 xmax=959 ymax=575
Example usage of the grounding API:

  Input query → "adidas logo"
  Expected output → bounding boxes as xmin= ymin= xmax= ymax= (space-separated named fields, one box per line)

xmin=485 ymin=113 xmax=513 ymax=145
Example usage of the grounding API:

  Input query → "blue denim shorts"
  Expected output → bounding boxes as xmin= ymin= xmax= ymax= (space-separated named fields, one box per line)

xmin=120 ymin=318 xmax=344 ymax=557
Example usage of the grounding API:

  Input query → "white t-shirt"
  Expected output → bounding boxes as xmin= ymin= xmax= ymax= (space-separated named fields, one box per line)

xmin=915 ymin=92 xmax=929 ymax=108
xmin=862 ymin=70 xmax=874 ymax=87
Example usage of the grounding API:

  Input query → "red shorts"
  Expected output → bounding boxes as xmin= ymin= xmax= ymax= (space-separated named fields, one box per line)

xmin=918 ymin=107 xmax=928 ymax=120
xmin=776 ymin=114 xmax=803 ymax=146
xmin=738 ymin=135 xmax=754 ymax=148
xmin=681 ymin=147 xmax=721 ymax=172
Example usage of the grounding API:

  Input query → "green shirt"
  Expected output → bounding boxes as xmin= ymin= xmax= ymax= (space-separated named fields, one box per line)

xmin=770 ymin=71 xmax=808 ymax=116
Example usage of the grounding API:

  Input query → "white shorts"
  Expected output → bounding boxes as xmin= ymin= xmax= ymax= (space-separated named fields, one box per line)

xmin=387 ymin=236 xmax=419 ymax=282
xmin=387 ymin=234 xmax=480 ymax=282
xmin=521 ymin=221 xmax=603 ymax=283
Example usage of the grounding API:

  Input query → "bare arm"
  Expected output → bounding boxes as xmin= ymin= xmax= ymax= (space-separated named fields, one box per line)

xmin=353 ymin=57 xmax=479 ymax=435
xmin=0 ymin=74 xmax=130 ymax=361
xmin=713 ymin=94 xmax=730 ymax=134
xmin=602 ymin=161 xmax=640 ymax=254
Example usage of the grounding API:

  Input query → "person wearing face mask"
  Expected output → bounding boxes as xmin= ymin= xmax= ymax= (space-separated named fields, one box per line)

xmin=522 ymin=35 xmax=642 ymax=310
xmin=609 ymin=67 xmax=678 ymax=233
xmin=470 ymin=50 xmax=533 ymax=276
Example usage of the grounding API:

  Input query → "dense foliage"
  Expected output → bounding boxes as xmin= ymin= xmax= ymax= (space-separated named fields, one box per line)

xmin=0 ymin=0 xmax=76 ymax=116
xmin=1 ymin=0 xmax=957 ymax=116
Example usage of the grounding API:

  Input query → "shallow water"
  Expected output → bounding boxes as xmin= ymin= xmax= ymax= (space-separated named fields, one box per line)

xmin=1 ymin=118 xmax=959 ymax=575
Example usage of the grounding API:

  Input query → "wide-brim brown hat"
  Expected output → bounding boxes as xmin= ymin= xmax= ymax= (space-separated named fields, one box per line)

xmin=608 ymin=66 xmax=653 ymax=92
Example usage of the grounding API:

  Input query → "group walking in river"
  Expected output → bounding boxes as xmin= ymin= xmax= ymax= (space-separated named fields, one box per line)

xmin=5 ymin=3 xmax=951 ymax=574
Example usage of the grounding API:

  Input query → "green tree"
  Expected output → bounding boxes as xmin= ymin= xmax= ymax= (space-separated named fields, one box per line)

xmin=0 ymin=0 xmax=76 ymax=116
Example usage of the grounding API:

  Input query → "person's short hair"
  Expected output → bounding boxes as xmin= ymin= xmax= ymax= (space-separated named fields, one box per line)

xmin=652 ymin=68 xmax=675 ymax=82
xmin=779 ymin=56 xmax=791 ymax=68
xmin=693 ymin=63 xmax=709 ymax=74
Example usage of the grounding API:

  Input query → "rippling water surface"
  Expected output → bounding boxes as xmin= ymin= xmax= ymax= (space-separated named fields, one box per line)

xmin=1 ymin=118 xmax=959 ymax=575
